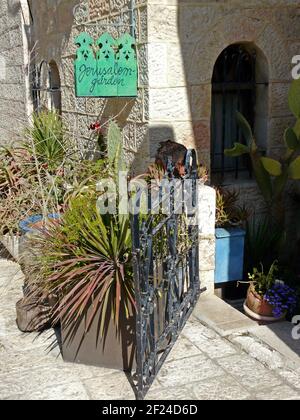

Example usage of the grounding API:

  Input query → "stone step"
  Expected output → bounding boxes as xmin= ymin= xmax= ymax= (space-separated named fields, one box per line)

xmin=193 ymin=294 xmax=257 ymax=336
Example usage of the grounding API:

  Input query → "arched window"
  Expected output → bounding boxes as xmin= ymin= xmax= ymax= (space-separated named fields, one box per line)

xmin=49 ymin=61 xmax=62 ymax=114
xmin=211 ymin=44 xmax=268 ymax=183
xmin=32 ymin=60 xmax=61 ymax=114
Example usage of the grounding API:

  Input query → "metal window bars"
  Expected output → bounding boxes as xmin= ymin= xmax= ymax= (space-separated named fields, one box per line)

xmin=211 ymin=44 xmax=268 ymax=181
xmin=31 ymin=60 xmax=61 ymax=113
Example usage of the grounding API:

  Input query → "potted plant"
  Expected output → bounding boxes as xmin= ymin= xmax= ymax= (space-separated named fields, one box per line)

xmin=214 ymin=188 xmax=248 ymax=284
xmin=25 ymin=121 xmax=196 ymax=370
xmin=13 ymin=112 xmax=108 ymax=332
xmin=22 ymin=120 xmax=138 ymax=369
xmin=244 ymin=261 xmax=297 ymax=321
xmin=30 ymin=193 xmax=136 ymax=370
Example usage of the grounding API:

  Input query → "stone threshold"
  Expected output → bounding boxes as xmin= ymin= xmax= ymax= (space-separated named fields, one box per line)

xmin=193 ymin=294 xmax=257 ymax=337
xmin=193 ymin=294 xmax=300 ymax=370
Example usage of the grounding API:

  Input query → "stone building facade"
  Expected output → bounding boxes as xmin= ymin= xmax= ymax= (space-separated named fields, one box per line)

xmin=0 ymin=0 xmax=300 ymax=292
xmin=0 ymin=0 xmax=31 ymax=145
xmin=0 ymin=1 xmax=299 ymax=192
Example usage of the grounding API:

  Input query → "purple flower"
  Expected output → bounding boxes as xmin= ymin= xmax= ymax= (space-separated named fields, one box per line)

xmin=264 ymin=284 xmax=297 ymax=318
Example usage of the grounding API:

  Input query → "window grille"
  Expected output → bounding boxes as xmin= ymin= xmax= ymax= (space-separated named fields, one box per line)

xmin=31 ymin=60 xmax=61 ymax=113
xmin=211 ymin=45 xmax=259 ymax=181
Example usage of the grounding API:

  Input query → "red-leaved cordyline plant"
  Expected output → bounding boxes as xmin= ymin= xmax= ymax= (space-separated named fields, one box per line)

xmin=28 ymin=193 xmax=135 ymax=342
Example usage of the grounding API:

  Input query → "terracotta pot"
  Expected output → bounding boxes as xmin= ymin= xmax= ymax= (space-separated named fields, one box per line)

xmin=246 ymin=285 xmax=274 ymax=317
xmin=245 ymin=285 xmax=287 ymax=322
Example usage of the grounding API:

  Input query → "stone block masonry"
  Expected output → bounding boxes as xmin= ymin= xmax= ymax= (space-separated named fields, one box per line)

xmin=24 ymin=0 xmax=149 ymax=173
xmin=0 ymin=0 xmax=27 ymax=146
xmin=1 ymin=0 xmax=300 ymax=223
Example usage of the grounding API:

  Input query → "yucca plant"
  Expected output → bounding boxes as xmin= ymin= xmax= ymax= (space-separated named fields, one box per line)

xmin=31 ymin=194 xmax=134 ymax=341
xmin=25 ymin=110 xmax=67 ymax=171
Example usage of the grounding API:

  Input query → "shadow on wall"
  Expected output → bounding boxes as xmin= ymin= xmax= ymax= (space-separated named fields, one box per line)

xmin=28 ymin=0 xmax=79 ymax=60
xmin=130 ymin=125 xmax=177 ymax=176
xmin=7 ymin=0 xmax=20 ymax=15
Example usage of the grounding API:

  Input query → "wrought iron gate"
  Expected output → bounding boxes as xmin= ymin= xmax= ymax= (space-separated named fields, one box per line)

xmin=131 ymin=150 xmax=205 ymax=400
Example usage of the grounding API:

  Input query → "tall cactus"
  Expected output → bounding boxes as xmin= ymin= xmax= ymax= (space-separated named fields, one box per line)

xmin=106 ymin=120 xmax=127 ymax=179
xmin=225 ymin=80 xmax=300 ymax=214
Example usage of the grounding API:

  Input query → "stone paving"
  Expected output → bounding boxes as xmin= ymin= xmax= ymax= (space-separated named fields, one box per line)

xmin=1 ymin=259 xmax=300 ymax=400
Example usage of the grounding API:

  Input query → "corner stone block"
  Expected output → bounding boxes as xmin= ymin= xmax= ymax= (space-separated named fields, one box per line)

xmin=148 ymin=5 xmax=178 ymax=42
xmin=197 ymin=185 xmax=216 ymax=237
xmin=148 ymin=43 xmax=168 ymax=88
xmin=199 ymin=237 xmax=215 ymax=272
xmin=199 ymin=270 xmax=215 ymax=296
xmin=149 ymin=87 xmax=191 ymax=121
xmin=197 ymin=185 xmax=216 ymax=293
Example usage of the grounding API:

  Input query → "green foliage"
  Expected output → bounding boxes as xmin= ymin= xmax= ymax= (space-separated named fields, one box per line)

xmin=245 ymin=217 xmax=284 ymax=273
xmin=21 ymin=122 xmax=135 ymax=339
xmin=224 ymin=142 xmax=249 ymax=157
xmin=236 ymin=111 xmax=254 ymax=147
xmin=107 ymin=121 xmax=121 ymax=165
xmin=25 ymin=111 xmax=67 ymax=171
xmin=0 ymin=147 xmax=38 ymax=234
xmin=106 ymin=120 xmax=126 ymax=178
xmin=62 ymin=159 xmax=107 ymax=205
xmin=284 ymin=127 xmax=299 ymax=151
xmin=32 ymin=193 xmax=134 ymax=339
xmin=260 ymin=157 xmax=282 ymax=177
xmin=215 ymin=188 xmax=249 ymax=228
xmin=0 ymin=145 xmax=108 ymax=235
xmin=288 ymin=156 xmax=300 ymax=180
xmin=248 ymin=261 xmax=278 ymax=297
xmin=225 ymin=86 xmax=300 ymax=211
xmin=288 ymin=79 xmax=300 ymax=119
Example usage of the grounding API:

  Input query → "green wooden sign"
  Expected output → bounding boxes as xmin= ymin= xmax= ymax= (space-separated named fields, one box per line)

xmin=74 ymin=32 xmax=137 ymax=97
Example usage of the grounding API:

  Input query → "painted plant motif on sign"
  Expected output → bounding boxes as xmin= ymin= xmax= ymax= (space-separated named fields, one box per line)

xmin=74 ymin=32 xmax=138 ymax=97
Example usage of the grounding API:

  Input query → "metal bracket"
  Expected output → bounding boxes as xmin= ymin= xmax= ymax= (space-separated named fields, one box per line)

xmin=73 ymin=1 xmax=136 ymax=38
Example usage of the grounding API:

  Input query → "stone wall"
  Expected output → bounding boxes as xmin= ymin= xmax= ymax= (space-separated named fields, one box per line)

xmin=28 ymin=0 xmax=149 ymax=173
xmin=3 ymin=0 xmax=299 ymax=183
xmin=0 ymin=0 xmax=28 ymax=145
xmin=147 ymin=0 xmax=300 ymax=217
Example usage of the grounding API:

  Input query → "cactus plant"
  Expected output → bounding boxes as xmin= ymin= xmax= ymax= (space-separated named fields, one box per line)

xmin=106 ymin=120 xmax=127 ymax=179
xmin=225 ymin=80 xmax=300 ymax=214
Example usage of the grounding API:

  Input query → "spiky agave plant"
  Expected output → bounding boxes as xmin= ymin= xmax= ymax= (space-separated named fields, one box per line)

xmin=25 ymin=110 xmax=67 ymax=171
xmin=33 ymin=194 xmax=135 ymax=341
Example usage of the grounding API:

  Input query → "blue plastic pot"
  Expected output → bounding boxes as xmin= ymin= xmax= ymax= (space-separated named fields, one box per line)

xmin=19 ymin=213 xmax=60 ymax=234
xmin=215 ymin=227 xmax=245 ymax=284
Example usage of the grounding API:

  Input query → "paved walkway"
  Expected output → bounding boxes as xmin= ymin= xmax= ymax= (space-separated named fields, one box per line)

xmin=0 ymin=259 xmax=300 ymax=400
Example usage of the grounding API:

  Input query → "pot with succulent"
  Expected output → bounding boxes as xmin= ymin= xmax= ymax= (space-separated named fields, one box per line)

xmin=25 ymin=121 xmax=197 ymax=371
xmin=244 ymin=261 xmax=297 ymax=321
xmin=23 ymin=120 xmax=137 ymax=369
xmin=32 ymin=194 xmax=137 ymax=370
xmin=14 ymin=111 xmax=110 ymax=332
xmin=214 ymin=188 xmax=249 ymax=284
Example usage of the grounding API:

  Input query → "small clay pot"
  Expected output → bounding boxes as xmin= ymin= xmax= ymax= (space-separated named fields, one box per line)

xmin=246 ymin=285 xmax=274 ymax=317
